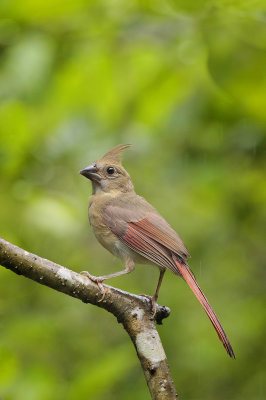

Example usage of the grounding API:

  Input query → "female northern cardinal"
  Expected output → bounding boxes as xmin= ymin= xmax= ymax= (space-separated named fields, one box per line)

xmin=80 ymin=144 xmax=235 ymax=358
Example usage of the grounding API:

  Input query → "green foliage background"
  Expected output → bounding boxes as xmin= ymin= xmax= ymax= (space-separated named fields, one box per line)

xmin=0 ymin=1 xmax=265 ymax=399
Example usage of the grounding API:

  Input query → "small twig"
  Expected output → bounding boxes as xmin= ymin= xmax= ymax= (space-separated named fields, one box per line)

xmin=0 ymin=238 xmax=177 ymax=399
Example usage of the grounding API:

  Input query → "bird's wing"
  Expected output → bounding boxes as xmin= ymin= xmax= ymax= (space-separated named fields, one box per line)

xmin=102 ymin=196 xmax=189 ymax=274
xmin=103 ymin=197 xmax=235 ymax=358
xmin=130 ymin=214 xmax=189 ymax=259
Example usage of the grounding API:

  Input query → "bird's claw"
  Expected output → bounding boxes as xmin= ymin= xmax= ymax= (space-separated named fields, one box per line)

xmin=139 ymin=294 xmax=157 ymax=318
xmin=80 ymin=271 xmax=106 ymax=302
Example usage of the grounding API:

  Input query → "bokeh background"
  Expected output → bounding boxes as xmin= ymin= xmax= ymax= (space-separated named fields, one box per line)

xmin=0 ymin=1 xmax=266 ymax=399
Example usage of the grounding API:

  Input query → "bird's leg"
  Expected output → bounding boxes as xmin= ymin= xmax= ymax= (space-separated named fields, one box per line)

xmin=81 ymin=259 xmax=135 ymax=302
xmin=140 ymin=269 xmax=165 ymax=317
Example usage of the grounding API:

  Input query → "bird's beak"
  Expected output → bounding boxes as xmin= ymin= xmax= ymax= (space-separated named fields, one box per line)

xmin=79 ymin=164 xmax=101 ymax=182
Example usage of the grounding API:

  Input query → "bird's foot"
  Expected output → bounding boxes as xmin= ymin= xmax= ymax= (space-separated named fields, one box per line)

xmin=139 ymin=294 xmax=157 ymax=318
xmin=80 ymin=271 xmax=106 ymax=302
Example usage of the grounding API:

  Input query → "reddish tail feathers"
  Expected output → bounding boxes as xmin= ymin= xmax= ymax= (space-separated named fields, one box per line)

xmin=175 ymin=259 xmax=235 ymax=358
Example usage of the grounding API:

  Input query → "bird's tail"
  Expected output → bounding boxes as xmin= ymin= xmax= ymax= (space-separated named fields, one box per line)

xmin=174 ymin=258 xmax=235 ymax=358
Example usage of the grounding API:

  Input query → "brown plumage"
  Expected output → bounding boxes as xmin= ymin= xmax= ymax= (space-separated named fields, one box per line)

xmin=80 ymin=144 xmax=235 ymax=358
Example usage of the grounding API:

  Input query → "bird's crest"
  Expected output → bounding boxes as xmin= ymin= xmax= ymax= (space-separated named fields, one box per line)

xmin=98 ymin=144 xmax=131 ymax=165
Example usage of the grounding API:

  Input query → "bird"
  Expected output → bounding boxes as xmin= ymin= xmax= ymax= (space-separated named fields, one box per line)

xmin=79 ymin=144 xmax=235 ymax=358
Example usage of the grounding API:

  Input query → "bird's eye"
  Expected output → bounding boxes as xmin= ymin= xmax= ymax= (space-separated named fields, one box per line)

xmin=107 ymin=166 xmax=115 ymax=175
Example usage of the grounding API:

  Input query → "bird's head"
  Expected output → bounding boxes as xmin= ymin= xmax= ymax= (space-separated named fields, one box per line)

xmin=80 ymin=144 xmax=134 ymax=194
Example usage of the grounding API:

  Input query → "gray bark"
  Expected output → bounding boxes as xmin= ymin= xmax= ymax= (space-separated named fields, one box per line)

xmin=0 ymin=237 xmax=178 ymax=399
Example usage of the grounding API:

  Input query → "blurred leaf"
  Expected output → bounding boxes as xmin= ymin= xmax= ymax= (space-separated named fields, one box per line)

xmin=67 ymin=344 xmax=136 ymax=399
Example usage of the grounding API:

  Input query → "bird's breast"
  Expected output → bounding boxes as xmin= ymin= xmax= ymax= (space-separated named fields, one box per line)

xmin=88 ymin=201 xmax=119 ymax=256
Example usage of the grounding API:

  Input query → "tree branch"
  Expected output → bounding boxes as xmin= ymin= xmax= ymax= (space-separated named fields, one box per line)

xmin=0 ymin=238 xmax=178 ymax=399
